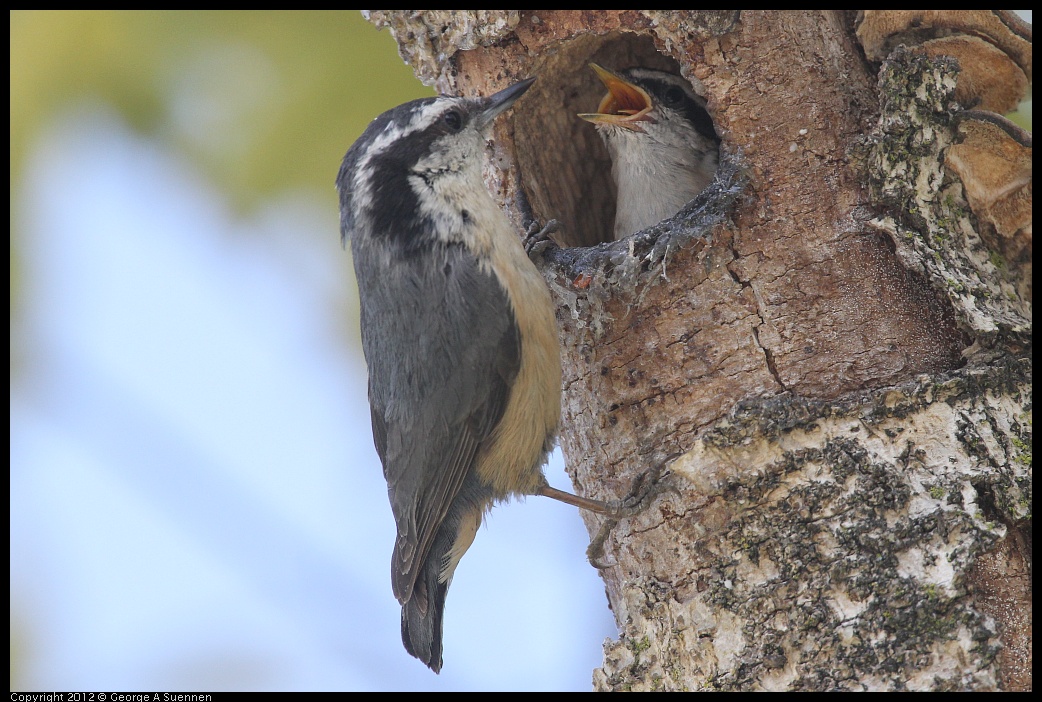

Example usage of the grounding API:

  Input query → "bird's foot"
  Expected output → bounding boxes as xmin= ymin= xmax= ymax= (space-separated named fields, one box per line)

xmin=523 ymin=219 xmax=560 ymax=261
xmin=585 ymin=460 xmax=675 ymax=569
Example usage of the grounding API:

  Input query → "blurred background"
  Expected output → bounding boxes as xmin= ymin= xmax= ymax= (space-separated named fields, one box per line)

xmin=10 ymin=11 xmax=616 ymax=692
xmin=9 ymin=10 xmax=1031 ymax=692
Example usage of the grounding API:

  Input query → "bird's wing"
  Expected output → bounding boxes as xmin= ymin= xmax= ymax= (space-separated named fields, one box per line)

xmin=355 ymin=241 xmax=520 ymax=604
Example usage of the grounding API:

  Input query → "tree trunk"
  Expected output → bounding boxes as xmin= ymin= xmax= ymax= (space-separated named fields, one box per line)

xmin=365 ymin=10 xmax=1031 ymax=691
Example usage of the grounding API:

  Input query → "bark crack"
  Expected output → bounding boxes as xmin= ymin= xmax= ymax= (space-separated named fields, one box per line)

xmin=726 ymin=242 xmax=789 ymax=392
xmin=751 ymin=324 xmax=786 ymax=392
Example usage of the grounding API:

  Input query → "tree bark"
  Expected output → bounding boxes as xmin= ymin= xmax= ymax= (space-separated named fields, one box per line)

xmin=366 ymin=10 xmax=1031 ymax=691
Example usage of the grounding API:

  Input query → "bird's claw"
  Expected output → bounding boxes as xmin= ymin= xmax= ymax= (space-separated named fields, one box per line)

xmin=609 ymin=470 xmax=666 ymax=518
xmin=523 ymin=219 xmax=560 ymax=260
xmin=587 ymin=462 xmax=673 ymax=569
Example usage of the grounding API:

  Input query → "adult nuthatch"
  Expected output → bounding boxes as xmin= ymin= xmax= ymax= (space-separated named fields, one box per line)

xmin=580 ymin=64 xmax=720 ymax=240
xmin=337 ymin=77 xmax=617 ymax=672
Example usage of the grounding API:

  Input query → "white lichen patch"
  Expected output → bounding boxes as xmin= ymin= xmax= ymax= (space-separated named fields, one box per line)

xmin=596 ymin=366 xmax=1025 ymax=690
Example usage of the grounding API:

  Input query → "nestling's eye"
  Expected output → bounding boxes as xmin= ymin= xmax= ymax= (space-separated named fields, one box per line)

xmin=663 ymin=86 xmax=685 ymax=107
xmin=443 ymin=110 xmax=463 ymax=132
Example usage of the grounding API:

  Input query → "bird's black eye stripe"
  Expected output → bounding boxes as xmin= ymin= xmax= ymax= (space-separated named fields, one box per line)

xmin=443 ymin=109 xmax=463 ymax=132
xmin=648 ymin=78 xmax=719 ymax=144
xmin=664 ymin=85 xmax=685 ymax=107
xmin=685 ymin=101 xmax=719 ymax=145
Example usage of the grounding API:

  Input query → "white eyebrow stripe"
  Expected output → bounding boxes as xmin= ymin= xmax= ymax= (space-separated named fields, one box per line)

xmin=352 ymin=99 xmax=466 ymax=219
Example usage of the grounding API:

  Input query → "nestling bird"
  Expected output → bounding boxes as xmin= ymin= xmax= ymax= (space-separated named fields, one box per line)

xmin=337 ymin=77 xmax=620 ymax=673
xmin=579 ymin=64 xmax=720 ymax=240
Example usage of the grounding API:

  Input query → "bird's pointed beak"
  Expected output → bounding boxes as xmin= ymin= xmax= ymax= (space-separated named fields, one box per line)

xmin=578 ymin=63 xmax=655 ymax=132
xmin=477 ymin=76 xmax=536 ymax=128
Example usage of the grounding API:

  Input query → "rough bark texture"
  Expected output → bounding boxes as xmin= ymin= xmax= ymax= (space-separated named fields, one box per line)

xmin=365 ymin=10 xmax=1031 ymax=691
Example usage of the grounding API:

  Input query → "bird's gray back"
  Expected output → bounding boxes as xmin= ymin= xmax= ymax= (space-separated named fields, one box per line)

xmin=352 ymin=235 xmax=519 ymax=601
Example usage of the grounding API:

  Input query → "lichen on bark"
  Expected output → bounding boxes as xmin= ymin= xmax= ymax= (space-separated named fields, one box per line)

xmin=857 ymin=48 xmax=1030 ymax=344
xmin=595 ymin=355 xmax=1028 ymax=690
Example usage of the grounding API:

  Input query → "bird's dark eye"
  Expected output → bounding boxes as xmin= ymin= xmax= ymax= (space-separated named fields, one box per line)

xmin=663 ymin=86 xmax=685 ymax=107
xmin=443 ymin=110 xmax=463 ymax=131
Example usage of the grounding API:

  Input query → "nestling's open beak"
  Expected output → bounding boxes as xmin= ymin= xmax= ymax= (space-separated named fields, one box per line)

xmin=578 ymin=63 xmax=655 ymax=132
